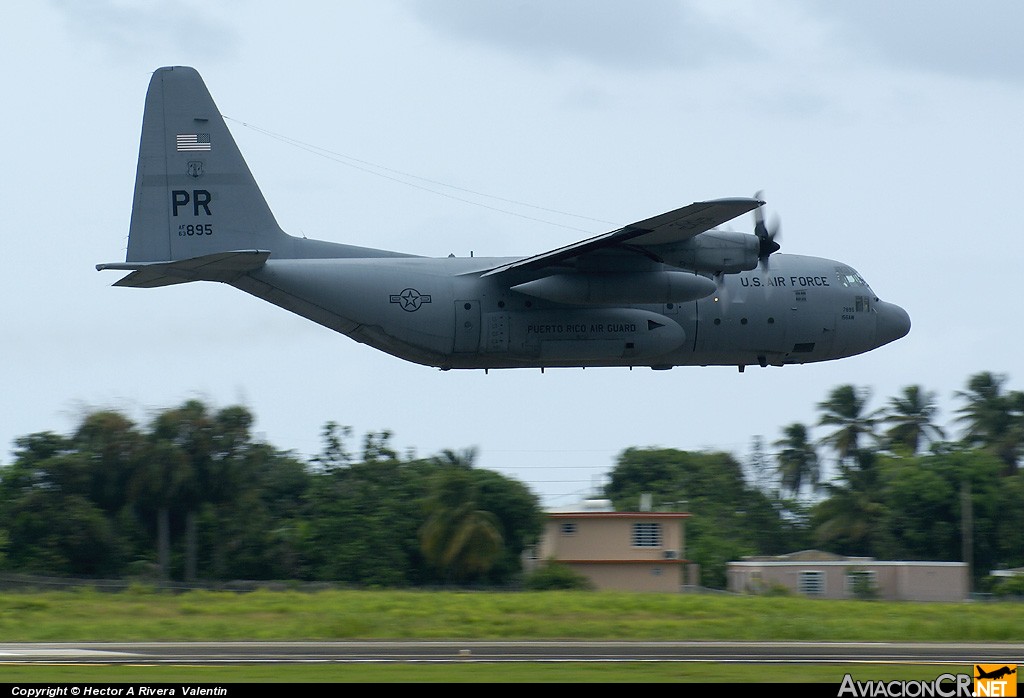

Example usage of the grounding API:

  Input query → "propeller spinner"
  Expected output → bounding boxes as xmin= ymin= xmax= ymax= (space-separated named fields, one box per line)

xmin=753 ymin=191 xmax=781 ymax=268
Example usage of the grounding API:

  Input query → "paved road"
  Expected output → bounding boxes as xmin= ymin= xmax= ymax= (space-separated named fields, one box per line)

xmin=0 ymin=641 xmax=1020 ymax=665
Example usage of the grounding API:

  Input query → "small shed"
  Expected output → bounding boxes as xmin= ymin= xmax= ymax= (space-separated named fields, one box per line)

xmin=727 ymin=550 xmax=969 ymax=601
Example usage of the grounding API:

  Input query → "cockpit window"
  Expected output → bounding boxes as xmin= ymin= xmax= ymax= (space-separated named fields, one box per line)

xmin=836 ymin=265 xmax=877 ymax=301
xmin=835 ymin=265 xmax=867 ymax=288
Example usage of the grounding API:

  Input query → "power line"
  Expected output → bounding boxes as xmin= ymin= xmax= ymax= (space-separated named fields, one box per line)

xmin=224 ymin=116 xmax=613 ymax=234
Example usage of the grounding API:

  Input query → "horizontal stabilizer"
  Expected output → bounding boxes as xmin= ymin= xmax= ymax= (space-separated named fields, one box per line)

xmin=97 ymin=250 xmax=270 ymax=288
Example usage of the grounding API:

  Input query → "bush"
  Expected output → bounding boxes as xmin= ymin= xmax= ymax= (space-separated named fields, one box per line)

xmin=990 ymin=575 xmax=1024 ymax=598
xmin=752 ymin=581 xmax=792 ymax=597
xmin=848 ymin=571 xmax=879 ymax=600
xmin=523 ymin=562 xmax=594 ymax=590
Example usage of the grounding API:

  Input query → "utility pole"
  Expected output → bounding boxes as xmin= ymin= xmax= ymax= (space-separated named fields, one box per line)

xmin=961 ymin=479 xmax=973 ymax=596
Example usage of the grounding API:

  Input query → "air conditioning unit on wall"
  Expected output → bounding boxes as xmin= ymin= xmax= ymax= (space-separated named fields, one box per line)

xmin=663 ymin=550 xmax=678 ymax=560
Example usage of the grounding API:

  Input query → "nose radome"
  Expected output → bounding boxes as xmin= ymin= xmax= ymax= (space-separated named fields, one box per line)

xmin=876 ymin=301 xmax=911 ymax=345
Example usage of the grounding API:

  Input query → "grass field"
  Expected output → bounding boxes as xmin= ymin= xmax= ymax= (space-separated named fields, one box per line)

xmin=0 ymin=662 xmax=983 ymax=684
xmin=0 ymin=588 xmax=1019 ymax=683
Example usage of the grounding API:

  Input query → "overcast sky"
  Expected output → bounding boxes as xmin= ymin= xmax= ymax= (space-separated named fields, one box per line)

xmin=3 ymin=1 xmax=1022 ymax=508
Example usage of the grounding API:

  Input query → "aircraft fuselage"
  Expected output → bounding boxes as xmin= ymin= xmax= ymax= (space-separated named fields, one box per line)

xmin=234 ymin=251 xmax=909 ymax=371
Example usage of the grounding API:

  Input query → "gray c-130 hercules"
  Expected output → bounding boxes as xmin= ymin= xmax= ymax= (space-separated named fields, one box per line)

xmin=99 ymin=66 xmax=910 ymax=371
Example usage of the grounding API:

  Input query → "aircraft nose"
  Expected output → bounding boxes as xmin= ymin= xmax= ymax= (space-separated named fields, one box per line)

xmin=875 ymin=301 xmax=911 ymax=346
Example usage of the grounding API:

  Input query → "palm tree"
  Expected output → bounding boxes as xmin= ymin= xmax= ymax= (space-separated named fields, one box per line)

xmin=129 ymin=435 xmax=193 ymax=580
xmin=816 ymin=385 xmax=879 ymax=469
xmin=812 ymin=478 xmax=886 ymax=557
xmin=774 ymin=423 xmax=820 ymax=498
xmin=434 ymin=447 xmax=479 ymax=470
xmin=419 ymin=463 xmax=503 ymax=583
xmin=312 ymin=421 xmax=353 ymax=472
xmin=140 ymin=400 xmax=255 ymax=580
xmin=882 ymin=385 xmax=946 ymax=455
xmin=955 ymin=372 xmax=1023 ymax=472
xmin=72 ymin=410 xmax=144 ymax=514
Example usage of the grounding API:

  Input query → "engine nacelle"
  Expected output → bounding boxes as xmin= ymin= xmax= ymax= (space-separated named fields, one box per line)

xmin=511 ymin=271 xmax=716 ymax=305
xmin=652 ymin=230 xmax=760 ymax=274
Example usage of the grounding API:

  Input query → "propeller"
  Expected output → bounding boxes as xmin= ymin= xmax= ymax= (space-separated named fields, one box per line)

xmin=714 ymin=192 xmax=780 ymax=309
xmin=753 ymin=190 xmax=781 ymax=269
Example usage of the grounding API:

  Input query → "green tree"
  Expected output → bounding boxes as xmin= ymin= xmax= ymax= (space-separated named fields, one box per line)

xmin=129 ymin=428 xmax=193 ymax=579
xmin=874 ymin=454 xmax=956 ymax=560
xmin=956 ymin=372 xmax=1024 ymax=473
xmin=463 ymin=467 xmax=542 ymax=583
xmin=817 ymin=385 xmax=879 ymax=468
xmin=71 ymin=410 xmax=146 ymax=515
xmin=133 ymin=400 xmax=265 ymax=580
xmin=420 ymin=458 xmax=504 ymax=584
xmin=810 ymin=474 xmax=886 ymax=557
xmin=303 ymin=438 xmax=431 ymax=586
xmin=604 ymin=448 xmax=807 ymax=587
xmin=304 ymin=468 xmax=399 ymax=585
xmin=311 ymin=421 xmax=353 ymax=473
xmin=5 ymin=489 xmax=122 ymax=575
xmin=362 ymin=430 xmax=398 ymax=463
xmin=195 ymin=443 xmax=312 ymax=580
xmin=0 ymin=432 xmax=128 ymax=575
xmin=882 ymin=385 xmax=945 ymax=455
xmin=990 ymin=472 xmax=1024 ymax=571
xmin=0 ymin=406 xmax=544 ymax=587
xmin=774 ymin=423 xmax=820 ymax=498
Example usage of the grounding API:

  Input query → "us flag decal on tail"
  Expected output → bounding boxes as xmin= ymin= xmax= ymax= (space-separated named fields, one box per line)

xmin=176 ymin=133 xmax=211 ymax=151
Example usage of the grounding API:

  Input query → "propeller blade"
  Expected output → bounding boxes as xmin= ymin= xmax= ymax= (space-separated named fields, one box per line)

xmin=753 ymin=191 xmax=781 ymax=268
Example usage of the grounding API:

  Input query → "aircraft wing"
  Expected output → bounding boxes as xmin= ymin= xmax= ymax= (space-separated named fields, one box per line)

xmin=481 ymin=197 xmax=762 ymax=277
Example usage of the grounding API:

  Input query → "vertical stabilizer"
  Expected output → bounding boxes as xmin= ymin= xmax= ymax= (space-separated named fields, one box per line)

xmin=127 ymin=66 xmax=288 ymax=262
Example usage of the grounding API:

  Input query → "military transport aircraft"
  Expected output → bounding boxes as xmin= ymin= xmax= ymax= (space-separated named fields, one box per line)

xmin=99 ymin=66 xmax=910 ymax=372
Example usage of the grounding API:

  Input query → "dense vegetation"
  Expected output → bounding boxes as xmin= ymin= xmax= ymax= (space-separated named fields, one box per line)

xmin=0 ymin=407 xmax=541 ymax=587
xmin=1 ymin=371 xmax=1022 ymax=592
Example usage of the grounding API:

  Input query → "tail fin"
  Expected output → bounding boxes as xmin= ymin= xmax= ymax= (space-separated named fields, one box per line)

xmin=126 ymin=66 xmax=288 ymax=263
